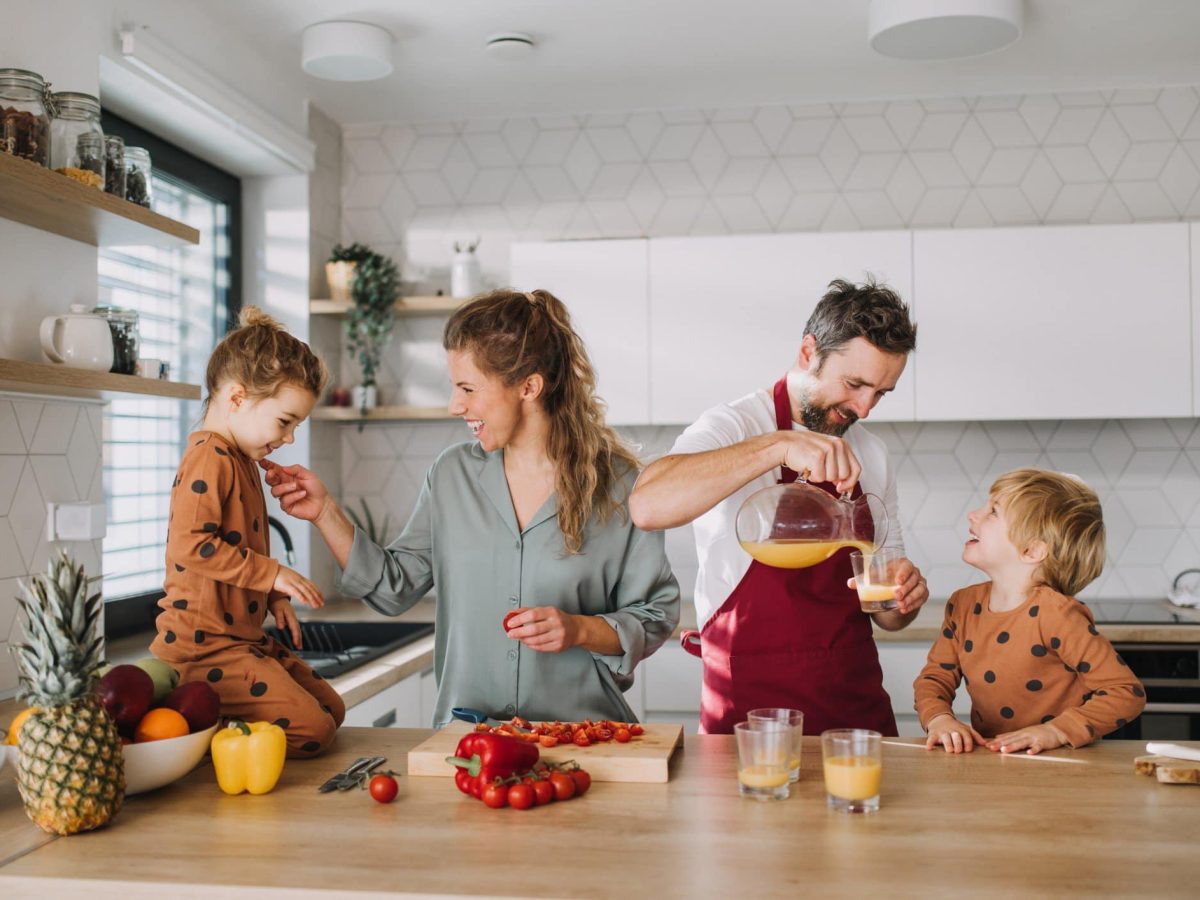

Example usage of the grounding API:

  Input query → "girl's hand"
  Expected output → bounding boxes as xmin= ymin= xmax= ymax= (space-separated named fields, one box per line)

xmin=987 ymin=722 xmax=1068 ymax=755
xmin=259 ymin=459 xmax=331 ymax=523
xmin=269 ymin=597 xmax=302 ymax=649
xmin=272 ymin=566 xmax=324 ymax=609
xmin=925 ymin=713 xmax=987 ymax=753
xmin=504 ymin=606 xmax=581 ymax=653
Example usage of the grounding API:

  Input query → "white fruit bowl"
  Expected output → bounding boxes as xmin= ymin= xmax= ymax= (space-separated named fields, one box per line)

xmin=123 ymin=722 xmax=219 ymax=795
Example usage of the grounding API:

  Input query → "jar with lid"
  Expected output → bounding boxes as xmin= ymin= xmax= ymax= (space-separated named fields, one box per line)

xmin=73 ymin=133 xmax=105 ymax=188
xmin=90 ymin=306 xmax=140 ymax=375
xmin=50 ymin=91 xmax=102 ymax=177
xmin=124 ymin=146 xmax=152 ymax=208
xmin=104 ymin=134 xmax=126 ymax=198
xmin=0 ymin=68 xmax=51 ymax=166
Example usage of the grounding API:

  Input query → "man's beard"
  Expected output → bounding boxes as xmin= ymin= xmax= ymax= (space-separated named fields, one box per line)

xmin=798 ymin=385 xmax=858 ymax=437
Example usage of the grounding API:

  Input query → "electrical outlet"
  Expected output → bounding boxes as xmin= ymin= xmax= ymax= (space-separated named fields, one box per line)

xmin=46 ymin=502 xmax=107 ymax=542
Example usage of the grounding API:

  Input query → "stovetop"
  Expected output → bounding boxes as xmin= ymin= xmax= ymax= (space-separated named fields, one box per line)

xmin=1087 ymin=600 xmax=1200 ymax=625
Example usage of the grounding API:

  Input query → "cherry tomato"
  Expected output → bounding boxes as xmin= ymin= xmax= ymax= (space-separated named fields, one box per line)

xmin=570 ymin=768 xmax=591 ymax=796
xmin=532 ymin=778 xmax=555 ymax=805
xmin=454 ymin=769 xmax=473 ymax=794
xmin=369 ymin=773 xmax=398 ymax=804
xmin=503 ymin=610 xmax=521 ymax=632
xmin=538 ymin=735 xmax=559 ymax=748
xmin=630 ymin=724 xmax=645 ymax=736
xmin=549 ymin=771 xmax=576 ymax=801
xmin=481 ymin=782 xmax=509 ymax=809
xmin=573 ymin=730 xmax=591 ymax=747
xmin=614 ymin=728 xmax=631 ymax=743
xmin=508 ymin=783 xmax=535 ymax=810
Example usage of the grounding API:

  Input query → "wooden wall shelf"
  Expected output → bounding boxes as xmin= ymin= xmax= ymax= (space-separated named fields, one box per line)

xmin=310 ymin=296 xmax=463 ymax=317
xmin=0 ymin=358 xmax=202 ymax=401
xmin=311 ymin=405 xmax=453 ymax=423
xmin=0 ymin=152 xmax=200 ymax=247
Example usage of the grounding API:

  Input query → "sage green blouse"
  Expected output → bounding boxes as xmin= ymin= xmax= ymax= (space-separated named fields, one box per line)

xmin=336 ymin=442 xmax=681 ymax=727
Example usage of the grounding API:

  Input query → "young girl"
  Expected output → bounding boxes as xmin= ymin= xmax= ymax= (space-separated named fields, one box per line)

xmin=151 ymin=307 xmax=345 ymax=757
xmin=915 ymin=468 xmax=1145 ymax=755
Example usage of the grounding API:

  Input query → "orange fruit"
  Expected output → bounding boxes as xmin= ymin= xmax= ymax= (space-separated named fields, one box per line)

xmin=134 ymin=707 xmax=189 ymax=743
xmin=4 ymin=707 xmax=36 ymax=745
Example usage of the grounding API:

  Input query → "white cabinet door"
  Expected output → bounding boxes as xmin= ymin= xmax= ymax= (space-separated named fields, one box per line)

xmin=914 ymin=222 xmax=1191 ymax=421
xmin=649 ymin=231 xmax=915 ymax=425
xmin=1192 ymin=224 xmax=1200 ymax=415
xmin=876 ymin=642 xmax=969 ymax=719
xmin=344 ymin=675 xmax=422 ymax=728
xmin=642 ymin=642 xmax=703 ymax=713
xmin=510 ymin=239 xmax=650 ymax=424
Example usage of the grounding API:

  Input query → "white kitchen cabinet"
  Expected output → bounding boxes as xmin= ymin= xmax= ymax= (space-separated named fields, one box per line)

xmin=1192 ymin=224 xmax=1200 ymax=415
xmin=648 ymin=231 xmax=915 ymax=424
xmin=510 ymin=239 xmax=650 ymax=424
xmin=876 ymin=642 xmax=969 ymax=739
xmin=913 ymin=222 xmax=1191 ymax=421
xmin=344 ymin=674 xmax=422 ymax=728
xmin=639 ymin=642 xmax=702 ymax=734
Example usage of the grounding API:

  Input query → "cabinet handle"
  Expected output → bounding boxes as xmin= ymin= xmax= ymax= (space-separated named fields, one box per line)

xmin=372 ymin=709 xmax=397 ymax=728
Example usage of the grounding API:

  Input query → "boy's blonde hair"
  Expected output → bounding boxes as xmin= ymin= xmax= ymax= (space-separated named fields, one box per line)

xmin=989 ymin=467 xmax=1105 ymax=597
xmin=204 ymin=306 xmax=328 ymax=409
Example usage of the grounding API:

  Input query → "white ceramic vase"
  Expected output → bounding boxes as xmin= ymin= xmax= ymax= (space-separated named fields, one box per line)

xmin=352 ymin=384 xmax=378 ymax=411
xmin=450 ymin=251 xmax=483 ymax=299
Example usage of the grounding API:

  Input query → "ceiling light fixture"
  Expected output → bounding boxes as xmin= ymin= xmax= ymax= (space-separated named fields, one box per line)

xmin=868 ymin=0 xmax=1024 ymax=60
xmin=301 ymin=21 xmax=393 ymax=81
xmin=485 ymin=33 xmax=536 ymax=61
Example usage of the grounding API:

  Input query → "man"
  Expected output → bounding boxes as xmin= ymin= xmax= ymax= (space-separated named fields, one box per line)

xmin=629 ymin=278 xmax=928 ymax=735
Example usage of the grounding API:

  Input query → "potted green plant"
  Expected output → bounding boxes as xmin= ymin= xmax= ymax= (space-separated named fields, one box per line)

xmin=326 ymin=242 xmax=372 ymax=303
xmin=344 ymin=245 xmax=399 ymax=414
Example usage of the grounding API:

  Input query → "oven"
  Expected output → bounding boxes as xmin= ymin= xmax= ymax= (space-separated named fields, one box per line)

xmin=1106 ymin=643 xmax=1200 ymax=741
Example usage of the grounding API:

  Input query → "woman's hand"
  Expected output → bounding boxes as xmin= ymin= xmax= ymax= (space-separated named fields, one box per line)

xmin=505 ymin=607 xmax=581 ymax=653
xmin=925 ymin=713 xmax=986 ymax=753
xmin=272 ymin=566 xmax=324 ymax=609
xmin=269 ymin=597 xmax=302 ymax=649
xmin=260 ymin=459 xmax=331 ymax=523
xmin=987 ymin=722 xmax=1068 ymax=755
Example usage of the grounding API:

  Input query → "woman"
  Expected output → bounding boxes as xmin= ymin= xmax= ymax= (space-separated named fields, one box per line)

xmin=262 ymin=290 xmax=680 ymax=726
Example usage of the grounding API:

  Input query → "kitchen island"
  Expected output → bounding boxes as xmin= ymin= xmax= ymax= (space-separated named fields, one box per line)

xmin=1 ymin=730 xmax=1197 ymax=897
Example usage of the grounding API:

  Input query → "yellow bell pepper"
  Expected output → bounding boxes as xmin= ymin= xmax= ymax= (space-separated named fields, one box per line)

xmin=211 ymin=721 xmax=287 ymax=795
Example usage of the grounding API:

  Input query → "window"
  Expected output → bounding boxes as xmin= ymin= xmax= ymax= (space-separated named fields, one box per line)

xmin=99 ymin=113 xmax=241 ymax=637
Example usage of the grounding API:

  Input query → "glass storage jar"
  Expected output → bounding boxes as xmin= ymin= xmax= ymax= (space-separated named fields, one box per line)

xmin=73 ymin=133 xmax=106 ymax=187
xmin=123 ymin=146 xmax=152 ymax=207
xmin=50 ymin=91 xmax=102 ymax=181
xmin=104 ymin=134 xmax=126 ymax=198
xmin=0 ymin=68 xmax=51 ymax=166
xmin=91 ymin=306 xmax=140 ymax=375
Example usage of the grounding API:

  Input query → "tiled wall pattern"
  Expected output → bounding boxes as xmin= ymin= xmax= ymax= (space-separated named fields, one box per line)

xmin=0 ymin=396 xmax=105 ymax=699
xmin=336 ymin=415 xmax=1200 ymax=608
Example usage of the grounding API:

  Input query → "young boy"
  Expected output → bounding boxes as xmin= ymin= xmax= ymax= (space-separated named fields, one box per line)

xmin=915 ymin=468 xmax=1145 ymax=755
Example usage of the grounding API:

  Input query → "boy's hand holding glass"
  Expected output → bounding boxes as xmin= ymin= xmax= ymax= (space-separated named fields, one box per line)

xmin=269 ymin=596 xmax=302 ymax=648
xmin=925 ymin=713 xmax=987 ymax=753
xmin=986 ymin=721 xmax=1068 ymax=755
xmin=273 ymin=566 xmax=324 ymax=609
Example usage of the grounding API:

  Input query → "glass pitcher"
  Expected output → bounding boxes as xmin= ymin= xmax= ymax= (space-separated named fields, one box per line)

xmin=735 ymin=477 xmax=888 ymax=569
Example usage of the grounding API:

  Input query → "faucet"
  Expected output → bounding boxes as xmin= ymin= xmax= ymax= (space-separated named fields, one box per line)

xmin=267 ymin=515 xmax=296 ymax=566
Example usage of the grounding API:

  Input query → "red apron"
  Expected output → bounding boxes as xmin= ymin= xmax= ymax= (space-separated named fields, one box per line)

xmin=681 ymin=377 xmax=897 ymax=736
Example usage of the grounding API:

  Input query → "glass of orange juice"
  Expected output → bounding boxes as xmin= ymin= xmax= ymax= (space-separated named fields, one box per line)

xmin=747 ymin=707 xmax=804 ymax=783
xmin=734 ymin=720 xmax=790 ymax=801
xmin=850 ymin=548 xmax=901 ymax=612
xmin=822 ymin=729 xmax=882 ymax=813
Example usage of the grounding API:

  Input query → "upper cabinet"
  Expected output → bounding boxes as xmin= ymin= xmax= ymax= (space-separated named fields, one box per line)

xmin=511 ymin=239 xmax=650 ymax=424
xmin=649 ymin=231 xmax=914 ymax=424
xmin=913 ymin=223 xmax=1191 ymax=421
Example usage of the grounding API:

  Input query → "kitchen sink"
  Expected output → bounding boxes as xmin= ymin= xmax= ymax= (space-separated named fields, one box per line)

xmin=263 ymin=621 xmax=434 ymax=680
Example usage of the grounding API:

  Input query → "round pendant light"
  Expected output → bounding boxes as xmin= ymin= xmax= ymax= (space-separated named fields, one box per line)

xmin=302 ymin=21 xmax=394 ymax=81
xmin=868 ymin=0 xmax=1024 ymax=60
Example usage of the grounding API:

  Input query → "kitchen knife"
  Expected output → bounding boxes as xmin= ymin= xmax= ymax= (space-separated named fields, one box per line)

xmin=1146 ymin=741 xmax=1200 ymax=763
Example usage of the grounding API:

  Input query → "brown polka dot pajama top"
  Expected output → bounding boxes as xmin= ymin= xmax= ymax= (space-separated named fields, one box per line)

xmin=914 ymin=582 xmax=1146 ymax=746
xmin=151 ymin=431 xmax=345 ymax=757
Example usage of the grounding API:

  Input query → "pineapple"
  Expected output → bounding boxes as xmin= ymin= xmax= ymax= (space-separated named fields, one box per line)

xmin=13 ymin=550 xmax=124 ymax=835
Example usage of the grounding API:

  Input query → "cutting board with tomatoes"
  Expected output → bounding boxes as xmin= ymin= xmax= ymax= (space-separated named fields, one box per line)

xmin=407 ymin=720 xmax=685 ymax=783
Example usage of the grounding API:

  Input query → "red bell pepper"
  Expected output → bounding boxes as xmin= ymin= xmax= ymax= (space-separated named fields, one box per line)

xmin=446 ymin=732 xmax=540 ymax=798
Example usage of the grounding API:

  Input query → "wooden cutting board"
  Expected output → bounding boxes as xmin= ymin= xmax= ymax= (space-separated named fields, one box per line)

xmin=1134 ymin=755 xmax=1200 ymax=785
xmin=407 ymin=721 xmax=684 ymax=783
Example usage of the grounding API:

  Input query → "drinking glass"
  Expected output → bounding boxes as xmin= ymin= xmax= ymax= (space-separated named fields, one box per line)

xmin=821 ymin=729 xmax=882 ymax=814
xmin=734 ymin=720 xmax=790 ymax=801
xmin=747 ymin=707 xmax=804 ymax=783
xmin=850 ymin=547 xmax=902 ymax=612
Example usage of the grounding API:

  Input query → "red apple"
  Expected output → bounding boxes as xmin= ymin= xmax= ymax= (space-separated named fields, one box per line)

xmin=97 ymin=664 xmax=155 ymax=729
xmin=163 ymin=681 xmax=221 ymax=732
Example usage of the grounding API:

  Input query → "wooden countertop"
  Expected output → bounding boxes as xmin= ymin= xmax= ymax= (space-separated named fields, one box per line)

xmin=1 ymin=729 xmax=1197 ymax=897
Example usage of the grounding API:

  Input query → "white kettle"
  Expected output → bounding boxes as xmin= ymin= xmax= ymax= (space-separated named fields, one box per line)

xmin=40 ymin=304 xmax=114 ymax=372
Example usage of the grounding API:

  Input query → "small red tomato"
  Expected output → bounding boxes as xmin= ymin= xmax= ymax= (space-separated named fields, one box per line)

xmin=503 ymin=610 xmax=521 ymax=632
xmin=481 ymin=782 xmax=509 ymax=809
xmin=532 ymin=778 xmax=555 ymax=805
xmin=573 ymin=730 xmax=591 ymax=747
xmin=614 ymin=728 xmax=631 ymax=743
xmin=570 ymin=768 xmax=591 ymax=796
xmin=629 ymin=724 xmax=645 ymax=736
xmin=508 ymin=783 xmax=535 ymax=810
xmin=538 ymin=735 xmax=559 ymax=748
xmin=369 ymin=773 xmax=399 ymax=804
xmin=549 ymin=771 xmax=576 ymax=801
